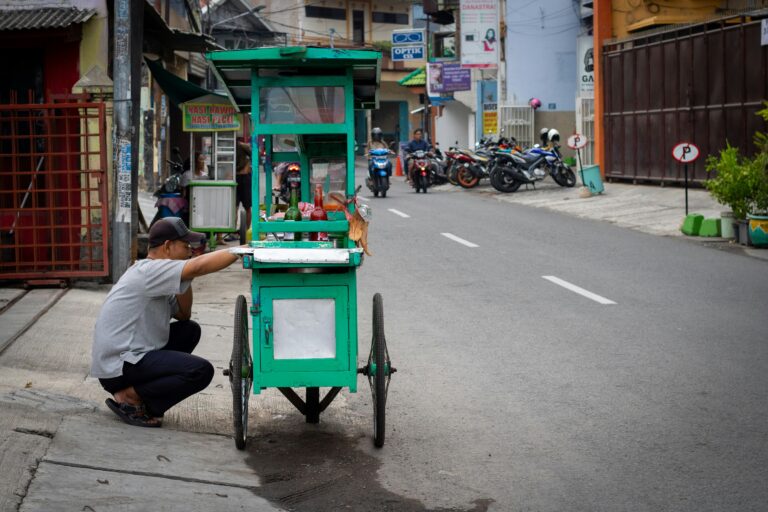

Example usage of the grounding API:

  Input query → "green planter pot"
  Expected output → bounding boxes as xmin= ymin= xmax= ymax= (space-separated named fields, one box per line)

xmin=747 ymin=214 xmax=768 ymax=248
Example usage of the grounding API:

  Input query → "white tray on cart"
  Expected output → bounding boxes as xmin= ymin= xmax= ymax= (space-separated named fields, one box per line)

xmin=230 ymin=247 xmax=363 ymax=265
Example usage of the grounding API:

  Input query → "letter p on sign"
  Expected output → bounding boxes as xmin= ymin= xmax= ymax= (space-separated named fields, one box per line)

xmin=672 ymin=142 xmax=700 ymax=163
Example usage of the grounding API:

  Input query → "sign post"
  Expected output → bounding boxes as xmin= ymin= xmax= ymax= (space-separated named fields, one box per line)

xmin=672 ymin=142 xmax=700 ymax=215
xmin=567 ymin=133 xmax=589 ymax=183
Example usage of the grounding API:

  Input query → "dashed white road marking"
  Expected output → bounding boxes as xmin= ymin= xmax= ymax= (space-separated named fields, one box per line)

xmin=542 ymin=276 xmax=617 ymax=305
xmin=388 ymin=208 xmax=410 ymax=218
xmin=441 ymin=233 xmax=479 ymax=248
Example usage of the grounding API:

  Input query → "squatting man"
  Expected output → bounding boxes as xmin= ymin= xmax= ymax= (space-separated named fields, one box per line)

xmin=91 ymin=217 xmax=240 ymax=427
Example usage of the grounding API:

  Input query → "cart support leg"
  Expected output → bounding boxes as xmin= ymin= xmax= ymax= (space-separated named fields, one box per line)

xmin=319 ymin=387 xmax=342 ymax=413
xmin=278 ymin=387 xmax=306 ymax=415
xmin=306 ymin=387 xmax=320 ymax=424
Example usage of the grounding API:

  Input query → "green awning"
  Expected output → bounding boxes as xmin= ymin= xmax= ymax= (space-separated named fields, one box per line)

xmin=398 ymin=67 xmax=425 ymax=87
xmin=145 ymin=58 xmax=212 ymax=106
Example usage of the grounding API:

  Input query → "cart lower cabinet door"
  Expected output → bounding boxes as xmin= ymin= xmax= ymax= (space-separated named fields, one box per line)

xmin=260 ymin=286 xmax=350 ymax=373
xmin=273 ymin=299 xmax=336 ymax=359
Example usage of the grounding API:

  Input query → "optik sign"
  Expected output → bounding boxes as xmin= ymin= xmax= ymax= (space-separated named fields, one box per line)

xmin=577 ymin=35 xmax=594 ymax=98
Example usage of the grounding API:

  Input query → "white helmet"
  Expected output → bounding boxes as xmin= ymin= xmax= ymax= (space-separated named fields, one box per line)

xmin=547 ymin=128 xmax=560 ymax=143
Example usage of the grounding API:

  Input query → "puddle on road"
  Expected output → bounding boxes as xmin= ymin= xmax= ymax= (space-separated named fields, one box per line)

xmin=244 ymin=429 xmax=493 ymax=512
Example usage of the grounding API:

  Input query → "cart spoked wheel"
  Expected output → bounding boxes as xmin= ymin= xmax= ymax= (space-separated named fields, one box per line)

xmin=230 ymin=295 xmax=252 ymax=450
xmin=238 ymin=210 xmax=247 ymax=245
xmin=362 ymin=293 xmax=395 ymax=448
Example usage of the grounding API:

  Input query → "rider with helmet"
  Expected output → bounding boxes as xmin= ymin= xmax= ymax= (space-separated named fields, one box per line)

xmin=367 ymin=127 xmax=392 ymax=178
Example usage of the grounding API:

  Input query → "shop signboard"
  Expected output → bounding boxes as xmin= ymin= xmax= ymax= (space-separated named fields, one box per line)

xmin=426 ymin=62 xmax=472 ymax=96
xmin=391 ymin=45 xmax=425 ymax=61
xmin=182 ymin=95 xmax=240 ymax=132
xmin=460 ymin=0 xmax=499 ymax=68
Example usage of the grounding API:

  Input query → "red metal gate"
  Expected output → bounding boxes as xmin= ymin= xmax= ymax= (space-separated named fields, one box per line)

xmin=603 ymin=15 xmax=768 ymax=183
xmin=0 ymin=100 xmax=109 ymax=281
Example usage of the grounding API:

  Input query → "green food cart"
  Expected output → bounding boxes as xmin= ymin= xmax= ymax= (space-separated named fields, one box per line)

xmin=180 ymin=93 xmax=246 ymax=249
xmin=207 ymin=46 xmax=395 ymax=450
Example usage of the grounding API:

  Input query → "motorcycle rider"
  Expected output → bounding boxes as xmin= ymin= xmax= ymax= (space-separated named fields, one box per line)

xmin=367 ymin=127 xmax=391 ymax=179
xmin=403 ymin=128 xmax=432 ymax=182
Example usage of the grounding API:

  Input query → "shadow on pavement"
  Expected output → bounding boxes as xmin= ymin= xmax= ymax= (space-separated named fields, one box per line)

xmin=244 ymin=429 xmax=493 ymax=512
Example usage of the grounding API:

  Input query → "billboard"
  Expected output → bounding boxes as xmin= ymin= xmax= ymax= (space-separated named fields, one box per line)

xmin=577 ymin=35 xmax=594 ymax=97
xmin=426 ymin=63 xmax=472 ymax=96
xmin=460 ymin=0 xmax=499 ymax=68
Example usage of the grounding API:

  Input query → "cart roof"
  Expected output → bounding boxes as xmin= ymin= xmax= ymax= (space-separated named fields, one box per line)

xmin=206 ymin=46 xmax=381 ymax=112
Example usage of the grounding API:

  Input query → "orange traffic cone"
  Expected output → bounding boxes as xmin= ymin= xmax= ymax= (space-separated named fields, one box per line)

xmin=395 ymin=156 xmax=403 ymax=177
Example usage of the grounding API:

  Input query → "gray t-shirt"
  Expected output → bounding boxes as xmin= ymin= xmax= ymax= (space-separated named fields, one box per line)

xmin=91 ymin=259 xmax=191 ymax=378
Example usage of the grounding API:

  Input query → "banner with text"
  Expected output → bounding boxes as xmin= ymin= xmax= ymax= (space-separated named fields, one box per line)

xmin=427 ymin=62 xmax=472 ymax=96
xmin=183 ymin=103 xmax=240 ymax=132
xmin=460 ymin=0 xmax=499 ymax=68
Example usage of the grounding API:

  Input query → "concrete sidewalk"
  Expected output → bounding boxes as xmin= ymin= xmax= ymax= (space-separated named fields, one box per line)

xmin=0 ymin=270 xmax=290 ymax=511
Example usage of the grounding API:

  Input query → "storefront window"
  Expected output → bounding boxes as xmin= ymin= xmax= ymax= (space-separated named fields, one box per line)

xmin=259 ymin=87 xmax=345 ymax=124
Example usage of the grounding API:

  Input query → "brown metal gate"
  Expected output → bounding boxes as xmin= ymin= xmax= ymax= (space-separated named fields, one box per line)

xmin=0 ymin=99 xmax=109 ymax=282
xmin=603 ymin=14 xmax=768 ymax=184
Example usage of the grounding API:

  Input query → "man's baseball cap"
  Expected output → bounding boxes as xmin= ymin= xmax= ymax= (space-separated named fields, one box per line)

xmin=149 ymin=217 xmax=206 ymax=248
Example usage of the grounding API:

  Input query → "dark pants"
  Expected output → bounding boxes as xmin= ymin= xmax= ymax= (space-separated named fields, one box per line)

xmin=99 ymin=320 xmax=213 ymax=417
xmin=235 ymin=172 xmax=252 ymax=209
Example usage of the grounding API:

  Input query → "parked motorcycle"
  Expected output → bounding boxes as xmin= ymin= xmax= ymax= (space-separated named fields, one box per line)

xmin=453 ymin=149 xmax=490 ymax=189
xmin=489 ymin=130 xmax=577 ymax=193
xmin=366 ymin=148 xmax=392 ymax=198
xmin=429 ymin=143 xmax=450 ymax=186
xmin=151 ymin=153 xmax=188 ymax=226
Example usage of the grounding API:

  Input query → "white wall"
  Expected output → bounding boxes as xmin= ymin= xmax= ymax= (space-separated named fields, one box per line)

xmin=436 ymin=101 xmax=472 ymax=150
xmin=504 ymin=0 xmax=581 ymax=111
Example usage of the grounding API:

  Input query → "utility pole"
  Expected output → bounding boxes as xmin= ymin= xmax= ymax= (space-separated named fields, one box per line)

xmin=425 ymin=16 xmax=431 ymax=141
xmin=112 ymin=0 xmax=132 ymax=281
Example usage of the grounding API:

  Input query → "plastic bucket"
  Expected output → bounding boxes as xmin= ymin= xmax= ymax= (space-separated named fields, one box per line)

xmin=580 ymin=165 xmax=604 ymax=194
xmin=720 ymin=212 xmax=735 ymax=239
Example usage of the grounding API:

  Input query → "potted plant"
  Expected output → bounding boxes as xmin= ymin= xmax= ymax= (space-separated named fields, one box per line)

xmin=705 ymin=103 xmax=768 ymax=247
xmin=747 ymin=105 xmax=768 ymax=247
xmin=705 ymin=145 xmax=753 ymax=243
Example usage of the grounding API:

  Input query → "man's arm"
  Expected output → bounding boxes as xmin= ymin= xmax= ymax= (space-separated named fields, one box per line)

xmin=174 ymin=285 xmax=193 ymax=321
xmin=181 ymin=248 xmax=239 ymax=281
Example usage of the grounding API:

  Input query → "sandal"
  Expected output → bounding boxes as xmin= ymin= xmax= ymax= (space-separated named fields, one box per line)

xmin=105 ymin=398 xmax=162 ymax=428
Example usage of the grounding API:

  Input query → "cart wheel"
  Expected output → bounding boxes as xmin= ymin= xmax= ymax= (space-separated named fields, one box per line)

xmin=230 ymin=295 xmax=252 ymax=450
xmin=367 ymin=293 xmax=392 ymax=448
xmin=238 ymin=210 xmax=247 ymax=245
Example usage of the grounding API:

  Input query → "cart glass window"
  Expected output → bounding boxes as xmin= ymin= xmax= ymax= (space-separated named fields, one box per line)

xmin=310 ymin=158 xmax=346 ymax=198
xmin=273 ymin=135 xmax=299 ymax=152
xmin=259 ymin=87 xmax=345 ymax=124
xmin=272 ymin=299 xmax=336 ymax=359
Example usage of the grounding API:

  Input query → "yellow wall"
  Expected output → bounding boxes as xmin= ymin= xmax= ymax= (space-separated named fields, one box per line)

xmin=611 ymin=0 xmax=720 ymax=38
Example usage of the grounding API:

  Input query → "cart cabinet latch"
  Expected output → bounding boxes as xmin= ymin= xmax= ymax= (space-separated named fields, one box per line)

xmin=264 ymin=318 xmax=272 ymax=347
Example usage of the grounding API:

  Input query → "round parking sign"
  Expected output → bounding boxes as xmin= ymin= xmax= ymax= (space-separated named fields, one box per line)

xmin=672 ymin=142 xmax=700 ymax=163
xmin=567 ymin=133 xmax=588 ymax=150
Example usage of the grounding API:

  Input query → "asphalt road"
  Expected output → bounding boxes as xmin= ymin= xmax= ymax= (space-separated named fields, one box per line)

xmin=336 ymin=174 xmax=768 ymax=511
